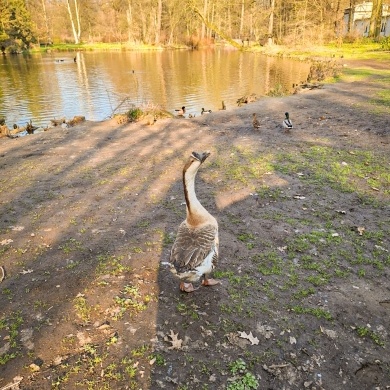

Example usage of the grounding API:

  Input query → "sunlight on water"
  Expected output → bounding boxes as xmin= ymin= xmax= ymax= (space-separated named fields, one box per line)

xmin=0 ymin=50 xmax=310 ymax=128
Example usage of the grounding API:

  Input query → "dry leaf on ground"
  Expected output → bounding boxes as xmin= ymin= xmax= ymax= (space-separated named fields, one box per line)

xmin=238 ymin=331 xmax=259 ymax=345
xmin=166 ymin=330 xmax=183 ymax=349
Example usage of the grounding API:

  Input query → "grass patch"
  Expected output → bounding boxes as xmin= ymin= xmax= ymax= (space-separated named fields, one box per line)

xmin=96 ymin=254 xmax=132 ymax=276
xmin=275 ymin=146 xmax=390 ymax=197
xmin=290 ymin=305 xmax=333 ymax=321
xmin=355 ymin=326 xmax=385 ymax=347
xmin=0 ymin=311 xmax=23 ymax=365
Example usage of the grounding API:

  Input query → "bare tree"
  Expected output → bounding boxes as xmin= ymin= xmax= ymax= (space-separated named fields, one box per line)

xmin=155 ymin=0 xmax=162 ymax=44
xmin=67 ymin=0 xmax=81 ymax=43
xmin=267 ymin=0 xmax=275 ymax=45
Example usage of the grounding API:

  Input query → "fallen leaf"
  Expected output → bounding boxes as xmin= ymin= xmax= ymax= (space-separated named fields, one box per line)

xmin=10 ymin=226 xmax=25 ymax=231
xmin=1 ymin=239 xmax=13 ymax=246
xmin=371 ymin=187 xmax=380 ymax=191
xmin=29 ymin=363 xmax=40 ymax=372
xmin=320 ymin=326 xmax=337 ymax=339
xmin=20 ymin=269 xmax=33 ymax=275
xmin=167 ymin=330 xmax=182 ymax=349
xmin=289 ymin=336 xmax=297 ymax=345
xmin=256 ymin=323 xmax=274 ymax=339
xmin=238 ymin=331 xmax=259 ymax=345
xmin=293 ymin=195 xmax=306 ymax=199
xmin=357 ymin=227 xmax=365 ymax=235
xmin=0 ymin=266 xmax=5 ymax=283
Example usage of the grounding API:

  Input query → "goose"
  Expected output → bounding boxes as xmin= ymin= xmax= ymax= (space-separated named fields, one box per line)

xmin=283 ymin=112 xmax=293 ymax=132
xmin=175 ymin=106 xmax=186 ymax=116
xmin=201 ymin=108 xmax=212 ymax=115
xmin=252 ymin=113 xmax=260 ymax=129
xmin=169 ymin=151 xmax=220 ymax=293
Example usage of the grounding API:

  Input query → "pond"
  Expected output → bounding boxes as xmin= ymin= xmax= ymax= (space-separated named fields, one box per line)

xmin=0 ymin=49 xmax=310 ymax=128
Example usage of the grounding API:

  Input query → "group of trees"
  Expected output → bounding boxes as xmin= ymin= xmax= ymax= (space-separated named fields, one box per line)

xmin=0 ymin=0 xmax=386 ymax=51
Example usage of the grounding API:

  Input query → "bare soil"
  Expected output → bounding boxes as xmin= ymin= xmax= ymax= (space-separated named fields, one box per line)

xmin=0 ymin=59 xmax=389 ymax=390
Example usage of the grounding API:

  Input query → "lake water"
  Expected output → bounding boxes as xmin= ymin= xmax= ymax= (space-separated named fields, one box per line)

xmin=0 ymin=49 xmax=310 ymax=128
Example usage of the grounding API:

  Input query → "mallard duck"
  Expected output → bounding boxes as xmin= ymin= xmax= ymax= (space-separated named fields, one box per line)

xmin=201 ymin=108 xmax=212 ymax=115
xmin=26 ymin=120 xmax=38 ymax=134
xmin=169 ymin=151 xmax=220 ymax=293
xmin=175 ymin=106 xmax=186 ymax=116
xmin=283 ymin=112 xmax=293 ymax=132
xmin=252 ymin=113 xmax=260 ymax=129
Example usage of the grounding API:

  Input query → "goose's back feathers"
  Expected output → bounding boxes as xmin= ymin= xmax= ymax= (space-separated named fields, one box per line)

xmin=170 ymin=221 xmax=218 ymax=281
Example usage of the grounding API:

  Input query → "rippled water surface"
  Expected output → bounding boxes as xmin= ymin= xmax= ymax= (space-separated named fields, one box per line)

xmin=0 ymin=50 xmax=310 ymax=128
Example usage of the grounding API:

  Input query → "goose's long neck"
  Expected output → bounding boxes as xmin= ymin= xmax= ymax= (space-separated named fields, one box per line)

xmin=183 ymin=169 xmax=209 ymax=225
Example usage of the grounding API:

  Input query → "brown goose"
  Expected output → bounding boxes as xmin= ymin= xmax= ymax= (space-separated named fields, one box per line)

xmin=169 ymin=151 xmax=220 ymax=293
xmin=252 ymin=113 xmax=260 ymax=129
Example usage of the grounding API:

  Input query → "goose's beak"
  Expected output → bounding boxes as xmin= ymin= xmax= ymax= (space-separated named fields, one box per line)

xmin=191 ymin=151 xmax=210 ymax=163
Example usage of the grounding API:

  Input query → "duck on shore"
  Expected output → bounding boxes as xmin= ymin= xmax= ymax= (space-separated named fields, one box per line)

xmin=252 ymin=113 xmax=260 ymax=129
xmin=283 ymin=112 xmax=293 ymax=132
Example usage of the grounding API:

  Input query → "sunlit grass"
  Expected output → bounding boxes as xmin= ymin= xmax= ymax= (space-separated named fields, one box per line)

xmin=252 ymin=40 xmax=389 ymax=60
xmin=275 ymin=146 xmax=390 ymax=198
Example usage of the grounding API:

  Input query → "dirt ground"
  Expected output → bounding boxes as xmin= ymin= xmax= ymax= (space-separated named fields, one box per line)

xmin=0 ymin=58 xmax=389 ymax=390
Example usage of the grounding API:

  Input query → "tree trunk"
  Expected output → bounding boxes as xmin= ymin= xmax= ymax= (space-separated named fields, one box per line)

xmin=66 ymin=0 xmax=81 ymax=44
xmin=201 ymin=0 xmax=208 ymax=40
xmin=347 ymin=0 xmax=355 ymax=33
xmin=41 ymin=0 xmax=50 ymax=42
xmin=239 ymin=0 xmax=244 ymax=39
xmin=369 ymin=0 xmax=383 ymax=37
xmin=155 ymin=0 xmax=162 ymax=44
xmin=267 ymin=0 xmax=275 ymax=45
xmin=126 ymin=0 xmax=133 ymax=42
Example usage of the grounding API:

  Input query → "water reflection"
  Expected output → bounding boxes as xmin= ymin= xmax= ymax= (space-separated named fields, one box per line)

xmin=0 ymin=50 xmax=310 ymax=128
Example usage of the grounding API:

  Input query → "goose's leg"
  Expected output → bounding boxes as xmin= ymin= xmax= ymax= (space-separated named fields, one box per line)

xmin=180 ymin=282 xmax=199 ymax=293
xmin=202 ymin=275 xmax=221 ymax=287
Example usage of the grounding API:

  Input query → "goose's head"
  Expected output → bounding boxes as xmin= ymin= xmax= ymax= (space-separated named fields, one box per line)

xmin=183 ymin=151 xmax=210 ymax=175
xmin=285 ymin=112 xmax=290 ymax=119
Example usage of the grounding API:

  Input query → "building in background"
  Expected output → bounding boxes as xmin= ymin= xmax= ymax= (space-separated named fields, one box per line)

xmin=343 ymin=2 xmax=390 ymax=37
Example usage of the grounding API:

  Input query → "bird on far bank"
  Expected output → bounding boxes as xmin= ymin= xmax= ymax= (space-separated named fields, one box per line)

xmin=283 ymin=112 xmax=293 ymax=132
xmin=221 ymin=101 xmax=226 ymax=110
xmin=201 ymin=108 xmax=212 ymax=115
xmin=175 ymin=106 xmax=186 ymax=116
xmin=252 ymin=113 xmax=260 ymax=129
xmin=169 ymin=151 xmax=220 ymax=293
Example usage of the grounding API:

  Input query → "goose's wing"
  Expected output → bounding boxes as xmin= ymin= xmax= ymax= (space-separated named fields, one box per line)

xmin=170 ymin=221 xmax=218 ymax=272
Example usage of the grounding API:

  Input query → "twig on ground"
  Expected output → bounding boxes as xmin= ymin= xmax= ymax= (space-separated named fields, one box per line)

xmin=0 ymin=265 xmax=5 ymax=283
